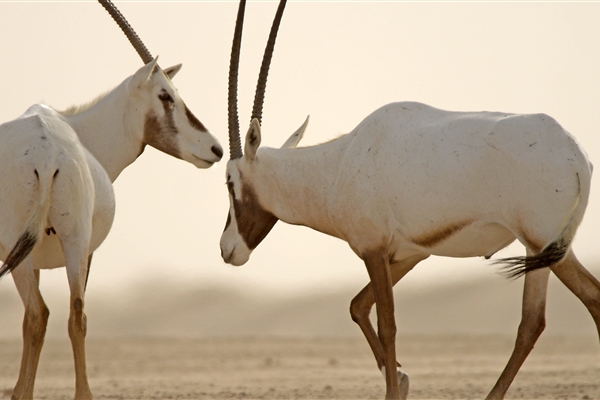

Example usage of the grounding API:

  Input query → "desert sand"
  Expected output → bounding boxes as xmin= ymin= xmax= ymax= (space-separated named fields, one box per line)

xmin=1 ymin=275 xmax=600 ymax=399
xmin=1 ymin=335 xmax=599 ymax=399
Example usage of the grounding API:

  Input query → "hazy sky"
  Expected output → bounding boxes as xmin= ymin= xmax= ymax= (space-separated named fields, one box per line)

xmin=1 ymin=1 xmax=600 ymax=299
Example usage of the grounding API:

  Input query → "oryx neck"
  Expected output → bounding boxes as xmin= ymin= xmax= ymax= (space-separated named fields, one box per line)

xmin=248 ymin=137 xmax=350 ymax=239
xmin=63 ymin=80 xmax=143 ymax=182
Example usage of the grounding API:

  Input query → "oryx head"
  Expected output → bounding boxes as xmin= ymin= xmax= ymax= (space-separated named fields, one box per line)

xmin=220 ymin=0 xmax=306 ymax=266
xmin=99 ymin=0 xmax=223 ymax=167
xmin=127 ymin=57 xmax=223 ymax=167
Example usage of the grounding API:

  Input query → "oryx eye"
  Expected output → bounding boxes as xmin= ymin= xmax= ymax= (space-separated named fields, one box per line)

xmin=158 ymin=92 xmax=174 ymax=103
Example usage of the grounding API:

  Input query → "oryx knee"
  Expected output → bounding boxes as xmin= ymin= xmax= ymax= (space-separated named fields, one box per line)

xmin=350 ymin=293 xmax=372 ymax=325
xmin=23 ymin=305 xmax=50 ymax=345
xmin=68 ymin=297 xmax=87 ymax=335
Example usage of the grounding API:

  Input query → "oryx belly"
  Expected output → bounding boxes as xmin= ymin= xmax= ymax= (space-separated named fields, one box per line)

xmin=410 ymin=222 xmax=516 ymax=258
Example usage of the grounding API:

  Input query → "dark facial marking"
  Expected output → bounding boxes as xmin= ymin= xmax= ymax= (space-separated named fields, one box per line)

xmin=185 ymin=104 xmax=208 ymax=133
xmin=161 ymin=94 xmax=178 ymax=133
xmin=230 ymin=181 xmax=278 ymax=250
xmin=143 ymin=111 xmax=181 ymax=159
xmin=224 ymin=176 xmax=235 ymax=232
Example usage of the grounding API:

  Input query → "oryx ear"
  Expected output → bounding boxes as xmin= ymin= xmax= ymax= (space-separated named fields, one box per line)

xmin=129 ymin=56 xmax=160 ymax=89
xmin=245 ymin=118 xmax=262 ymax=161
xmin=281 ymin=115 xmax=309 ymax=149
xmin=163 ymin=64 xmax=182 ymax=79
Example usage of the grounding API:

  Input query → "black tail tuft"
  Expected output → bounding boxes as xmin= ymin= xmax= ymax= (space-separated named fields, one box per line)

xmin=493 ymin=239 xmax=569 ymax=280
xmin=0 ymin=231 xmax=38 ymax=278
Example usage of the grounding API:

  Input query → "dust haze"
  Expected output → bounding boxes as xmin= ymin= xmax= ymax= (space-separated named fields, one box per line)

xmin=1 ymin=271 xmax=596 ymax=339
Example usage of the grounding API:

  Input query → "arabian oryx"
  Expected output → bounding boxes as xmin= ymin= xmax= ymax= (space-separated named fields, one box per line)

xmin=219 ymin=1 xmax=599 ymax=399
xmin=0 ymin=2 xmax=222 ymax=399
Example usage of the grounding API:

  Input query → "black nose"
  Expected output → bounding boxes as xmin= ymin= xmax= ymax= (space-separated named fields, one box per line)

xmin=212 ymin=145 xmax=223 ymax=159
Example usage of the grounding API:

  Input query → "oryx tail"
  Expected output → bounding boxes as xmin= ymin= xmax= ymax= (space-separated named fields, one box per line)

xmin=497 ymin=172 xmax=588 ymax=279
xmin=0 ymin=169 xmax=54 ymax=278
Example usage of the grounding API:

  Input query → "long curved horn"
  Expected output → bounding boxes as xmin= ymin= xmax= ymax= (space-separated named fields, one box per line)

xmin=98 ymin=0 xmax=153 ymax=64
xmin=251 ymin=0 xmax=287 ymax=125
xmin=228 ymin=0 xmax=246 ymax=160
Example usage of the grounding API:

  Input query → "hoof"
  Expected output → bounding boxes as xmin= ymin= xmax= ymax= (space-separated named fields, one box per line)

xmin=398 ymin=369 xmax=409 ymax=400
xmin=380 ymin=367 xmax=410 ymax=399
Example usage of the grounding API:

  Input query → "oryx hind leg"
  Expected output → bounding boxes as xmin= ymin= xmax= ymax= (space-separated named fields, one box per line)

xmin=53 ymin=193 xmax=94 ymax=400
xmin=550 ymin=250 xmax=600 ymax=334
xmin=49 ymin=157 xmax=95 ymax=399
xmin=63 ymin=240 xmax=93 ymax=400
xmin=11 ymin=262 xmax=49 ymax=400
xmin=486 ymin=254 xmax=551 ymax=400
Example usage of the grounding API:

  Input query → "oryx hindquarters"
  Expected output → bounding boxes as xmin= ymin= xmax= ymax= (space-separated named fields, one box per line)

xmin=0 ymin=107 xmax=105 ymax=400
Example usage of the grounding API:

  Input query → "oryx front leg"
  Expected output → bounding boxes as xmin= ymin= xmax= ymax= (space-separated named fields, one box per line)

xmin=11 ymin=265 xmax=49 ymax=400
xmin=362 ymin=250 xmax=402 ymax=400
xmin=487 ymin=264 xmax=550 ymax=399
xmin=350 ymin=254 xmax=428 ymax=399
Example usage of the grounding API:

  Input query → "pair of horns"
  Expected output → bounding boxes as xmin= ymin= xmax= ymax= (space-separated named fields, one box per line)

xmin=228 ymin=0 xmax=288 ymax=159
xmin=98 ymin=0 xmax=153 ymax=64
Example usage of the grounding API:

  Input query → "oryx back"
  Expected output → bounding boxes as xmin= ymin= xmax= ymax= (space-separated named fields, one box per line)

xmin=332 ymin=102 xmax=592 ymax=260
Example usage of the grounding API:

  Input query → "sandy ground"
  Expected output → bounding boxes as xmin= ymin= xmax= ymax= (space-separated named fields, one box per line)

xmin=1 ymin=335 xmax=599 ymax=400
xmin=2 ymin=275 xmax=600 ymax=399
